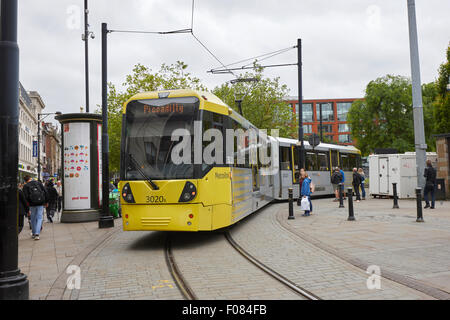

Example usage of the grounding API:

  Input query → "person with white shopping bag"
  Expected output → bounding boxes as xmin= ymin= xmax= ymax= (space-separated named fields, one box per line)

xmin=300 ymin=169 xmax=314 ymax=216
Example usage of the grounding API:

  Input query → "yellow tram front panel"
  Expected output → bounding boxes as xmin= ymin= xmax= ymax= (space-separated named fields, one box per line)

xmin=120 ymin=167 xmax=233 ymax=231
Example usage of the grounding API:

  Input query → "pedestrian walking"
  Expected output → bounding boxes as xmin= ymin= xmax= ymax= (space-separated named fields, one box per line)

xmin=300 ymin=168 xmax=314 ymax=216
xmin=297 ymin=170 xmax=305 ymax=206
xmin=339 ymin=167 xmax=346 ymax=199
xmin=56 ymin=180 xmax=62 ymax=214
xmin=358 ymin=168 xmax=366 ymax=200
xmin=352 ymin=168 xmax=362 ymax=202
xmin=45 ymin=180 xmax=58 ymax=223
xmin=424 ymin=160 xmax=437 ymax=209
xmin=331 ymin=167 xmax=343 ymax=201
xmin=23 ymin=175 xmax=48 ymax=240
xmin=18 ymin=184 xmax=29 ymax=234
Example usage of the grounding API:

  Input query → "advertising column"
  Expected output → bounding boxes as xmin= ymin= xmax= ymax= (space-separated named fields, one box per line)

xmin=56 ymin=113 xmax=102 ymax=222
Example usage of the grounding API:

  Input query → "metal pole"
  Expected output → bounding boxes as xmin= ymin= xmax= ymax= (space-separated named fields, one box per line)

xmin=339 ymin=183 xmax=344 ymax=208
xmin=98 ymin=22 xmax=114 ymax=229
xmin=0 ymin=0 xmax=29 ymax=299
xmin=392 ymin=182 xmax=399 ymax=209
xmin=407 ymin=0 xmax=427 ymax=190
xmin=297 ymin=39 xmax=304 ymax=204
xmin=37 ymin=114 xmax=41 ymax=181
xmin=416 ymin=187 xmax=424 ymax=222
xmin=84 ymin=0 xmax=90 ymax=112
xmin=319 ymin=103 xmax=323 ymax=142
xmin=347 ymin=187 xmax=355 ymax=221
xmin=236 ymin=99 xmax=243 ymax=116
xmin=288 ymin=188 xmax=295 ymax=219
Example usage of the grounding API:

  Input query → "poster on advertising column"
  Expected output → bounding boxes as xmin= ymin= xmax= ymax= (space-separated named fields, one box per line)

xmin=63 ymin=122 xmax=91 ymax=210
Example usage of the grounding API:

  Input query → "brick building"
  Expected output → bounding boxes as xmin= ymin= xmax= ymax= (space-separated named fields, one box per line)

xmin=286 ymin=97 xmax=362 ymax=146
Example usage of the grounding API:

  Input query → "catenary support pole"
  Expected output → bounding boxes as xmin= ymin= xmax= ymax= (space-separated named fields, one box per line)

xmin=98 ymin=22 xmax=114 ymax=229
xmin=297 ymin=39 xmax=304 ymax=205
xmin=407 ymin=0 xmax=427 ymax=191
xmin=84 ymin=0 xmax=90 ymax=112
xmin=0 ymin=0 xmax=29 ymax=299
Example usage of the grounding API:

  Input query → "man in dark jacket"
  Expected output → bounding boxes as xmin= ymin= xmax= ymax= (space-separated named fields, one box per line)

xmin=424 ymin=160 xmax=437 ymax=209
xmin=23 ymin=176 xmax=48 ymax=240
xmin=18 ymin=184 xmax=29 ymax=234
xmin=331 ymin=167 xmax=343 ymax=201
xmin=45 ymin=180 xmax=58 ymax=223
xmin=352 ymin=168 xmax=362 ymax=202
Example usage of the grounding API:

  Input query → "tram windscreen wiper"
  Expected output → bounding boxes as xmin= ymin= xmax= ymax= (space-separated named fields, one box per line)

xmin=128 ymin=153 xmax=159 ymax=190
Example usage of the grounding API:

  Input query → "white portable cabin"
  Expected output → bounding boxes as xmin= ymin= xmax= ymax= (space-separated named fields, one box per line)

xmin=368 ymin=152 xmax=437 ymax=198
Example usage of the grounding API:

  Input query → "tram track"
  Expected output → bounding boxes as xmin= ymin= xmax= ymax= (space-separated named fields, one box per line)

xmin=165 ymin=234 xmax=197 ymax=300
xmin=165 ymin=230 xmax=320 ymax=300
xmin=224 ymin=231 xmax=320 ymax=300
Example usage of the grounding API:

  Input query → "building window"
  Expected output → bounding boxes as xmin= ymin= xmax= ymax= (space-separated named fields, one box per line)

xmin=316 ymin=103 xmax=334 ymax=121
xmin=337 ymin=102 xmax=352 ymax=121
xmin=296 ymin=103 xmax=313 ymax=122
xmin=319 ymin=124 xmax=333 ymax=133
xmin=339 ymin=134 xmax=352 ymax=143
xmin=338 ymin=124 xmax=349 ymax=132
xmin=303 ymin=124 xmax=312 ymax=134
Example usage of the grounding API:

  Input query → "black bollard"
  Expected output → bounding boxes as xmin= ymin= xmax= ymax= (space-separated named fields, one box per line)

xmin=339 ymin=183 xmax=345 ymax=208
xmin=288 ymin=188 xmax=295 ymax=220
xmin=392 ymin=183 xmax=399 ymax=209
xmin=347 ymin=187 xmax=355 ymax=221
xmin=416 ymin=187 xmax=424 ymax=222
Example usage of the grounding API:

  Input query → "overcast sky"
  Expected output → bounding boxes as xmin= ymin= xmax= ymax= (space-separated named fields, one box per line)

xmin=18 ymin=0 xmax=450 ymax=121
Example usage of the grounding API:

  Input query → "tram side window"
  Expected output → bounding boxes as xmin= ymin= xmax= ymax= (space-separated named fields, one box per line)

xmin=292 ymin=147 xmax=300 ymax=182
xmin=340 ymin=154 xmax=349 ymax=171
xmin=231 ymin=118 xmax=250 ymax=169
xmin=348 ymin=154 xmax=358 ymax=169
xmin=305 ymin=152 xmax=318 ymax=171
xmin=317 ymin=152 xmax=329 ymax=171
xmin=331 ymin=150 xmax=338 ymax=169
xmin=280 ymin=147 xmax=291 ymax=170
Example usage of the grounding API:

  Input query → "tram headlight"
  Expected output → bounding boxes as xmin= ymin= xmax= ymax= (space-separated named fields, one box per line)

xmin=122 ymin=183 xmax=135 ymax=203
xmin=178 ymin=181 xmax=197 ymax=203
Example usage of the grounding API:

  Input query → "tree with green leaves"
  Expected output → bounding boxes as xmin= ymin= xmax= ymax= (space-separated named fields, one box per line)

xmin=100 ymin=61 xmax=206 ymax=173
xmin=212 ymin=66 xmax=297 ymax=139
xmin=347 ymin=74 xmax=437 ymax=156
xmin=433 ymin=44 xmax=450 ymax=134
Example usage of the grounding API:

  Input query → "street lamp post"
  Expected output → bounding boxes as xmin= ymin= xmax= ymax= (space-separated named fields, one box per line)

xmin=98 ymin=22 xmax=114 ymax=229
xmin=82 ymin=0 xmax=94 ymax=112
xmin=37 ymin=112 xmax=61 ymax=182
xmin=0 ymin=0 xmax=29 ymax=300
xmin=407 ymin=0 xmax=427 ymax=190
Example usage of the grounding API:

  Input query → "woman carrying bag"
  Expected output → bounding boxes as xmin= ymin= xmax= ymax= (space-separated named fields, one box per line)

xmin=300 ymin=169 xmax=314 ymax=216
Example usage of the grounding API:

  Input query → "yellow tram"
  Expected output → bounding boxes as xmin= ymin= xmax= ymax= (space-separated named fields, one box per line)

xmin=119 ymin=89 xmax=360 ymax=232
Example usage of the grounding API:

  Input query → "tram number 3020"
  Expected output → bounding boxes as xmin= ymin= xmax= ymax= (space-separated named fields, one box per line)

xmin=146 ymin=196 xmax=166 ymax=203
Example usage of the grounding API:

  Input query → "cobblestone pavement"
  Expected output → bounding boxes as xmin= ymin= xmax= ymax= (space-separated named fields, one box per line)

xmin=276 ymin=197 xmax=450 ymax=297
xmin=74 ymin=230 xmax=183 ymax=300
xmin=171 ymin=232 xmax=303 ymax=300
xmin=18 ymin=213 xmax=118 ymax=300
xmin=229 ymin=203 xmax=433 ymax=300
